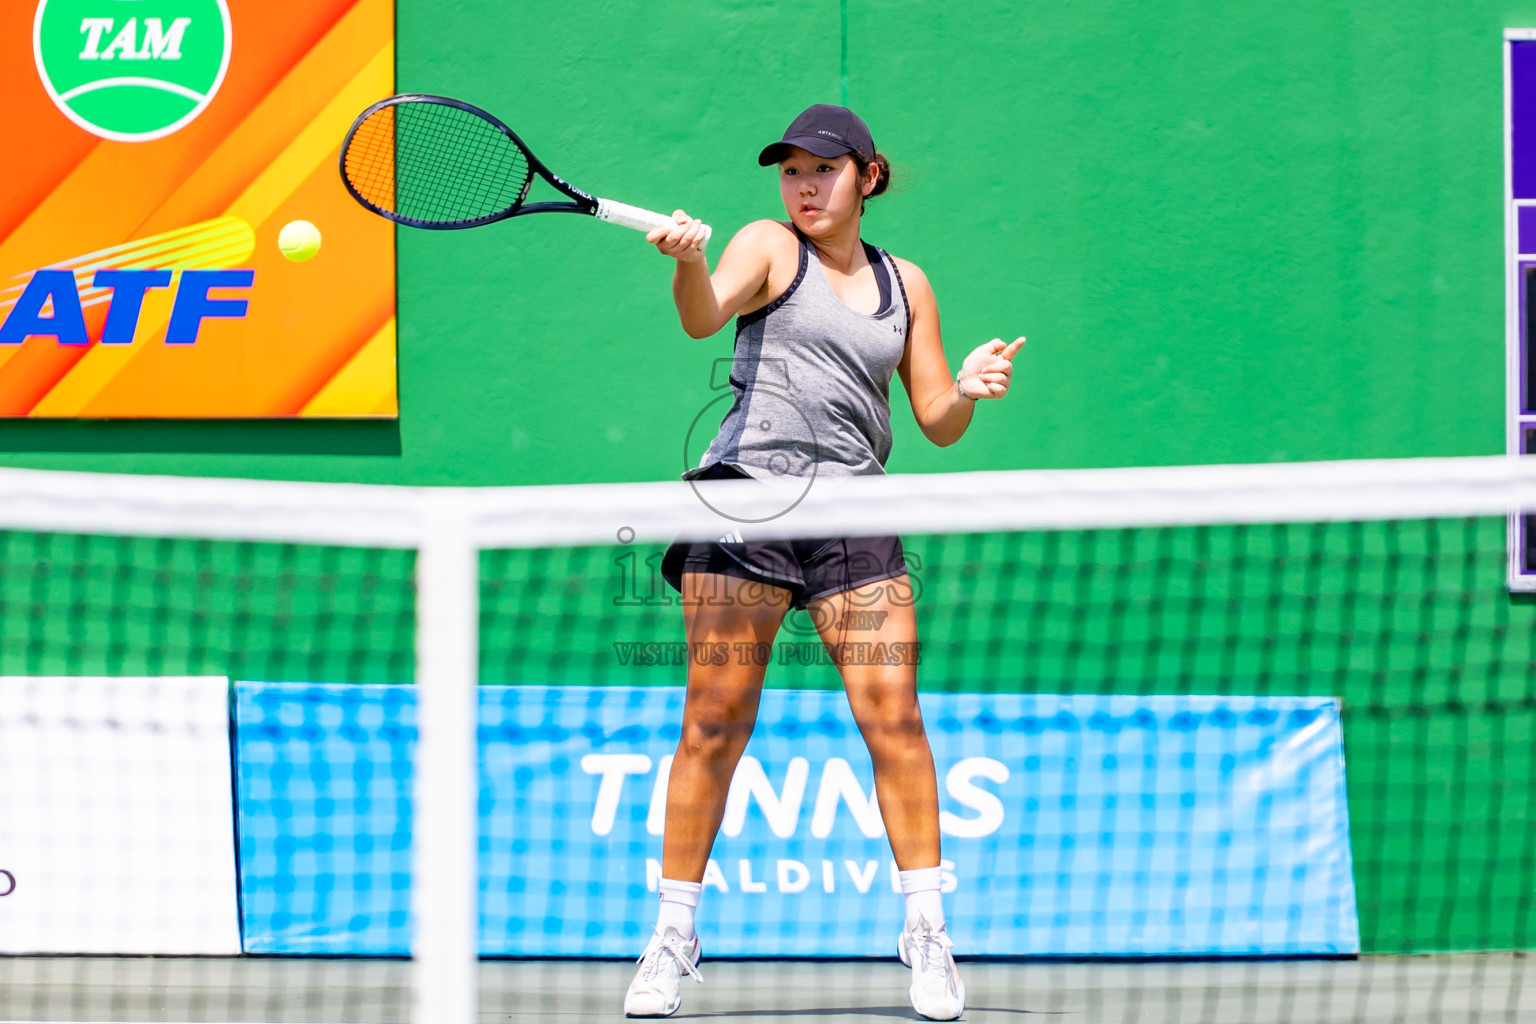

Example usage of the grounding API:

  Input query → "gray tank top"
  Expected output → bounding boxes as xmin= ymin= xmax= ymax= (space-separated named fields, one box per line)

xmin=686 ymin=227 xmax=910 ymax=482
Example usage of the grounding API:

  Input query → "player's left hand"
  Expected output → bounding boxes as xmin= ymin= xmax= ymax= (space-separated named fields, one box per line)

xmin=957 ymin=337 xmax=1025 ymax=399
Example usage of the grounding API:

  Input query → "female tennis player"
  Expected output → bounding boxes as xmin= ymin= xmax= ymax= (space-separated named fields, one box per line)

xmin=623 ymin=104 xmax=1024 ymax=1021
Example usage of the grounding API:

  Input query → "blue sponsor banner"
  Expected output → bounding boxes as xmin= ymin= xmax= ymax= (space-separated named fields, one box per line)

xmin=234 ymin=684 xmax=1359 ymax=957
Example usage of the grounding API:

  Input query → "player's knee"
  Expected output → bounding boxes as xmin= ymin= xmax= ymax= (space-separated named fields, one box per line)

xmin=850 ymin=688 xmax=924 ymax=746
xmin=677 ymin=715 xmax=753 ymax=763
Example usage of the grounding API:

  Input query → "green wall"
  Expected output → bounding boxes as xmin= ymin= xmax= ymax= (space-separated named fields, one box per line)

xmin=0 ymin=0 xmax=1522 ymax=483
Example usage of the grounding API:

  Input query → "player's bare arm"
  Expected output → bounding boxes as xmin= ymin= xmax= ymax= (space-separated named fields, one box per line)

xmin=895 ymin=256 xmax=1026 ymax=447
xmin=647 ymin=217 xmax=797 ymax=339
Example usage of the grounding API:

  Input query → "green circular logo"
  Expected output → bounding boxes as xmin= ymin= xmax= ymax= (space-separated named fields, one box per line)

xmin=33 ymin=0 xmax=231 ymax=143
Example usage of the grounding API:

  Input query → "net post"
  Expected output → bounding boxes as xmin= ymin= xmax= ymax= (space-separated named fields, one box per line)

xmin=412 ymin=497 xmax=479 ymax=1024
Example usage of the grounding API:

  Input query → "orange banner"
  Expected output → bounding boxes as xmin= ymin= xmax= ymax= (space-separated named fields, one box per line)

xmin=0 ymin=0 xmax=396 ymax=417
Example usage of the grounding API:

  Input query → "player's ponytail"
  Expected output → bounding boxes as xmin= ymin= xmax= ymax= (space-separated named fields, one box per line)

xmin=855 ymin=151 xmax=893 ymax=212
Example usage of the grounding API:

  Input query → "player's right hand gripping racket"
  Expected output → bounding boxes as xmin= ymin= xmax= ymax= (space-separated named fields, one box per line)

xmin=339 ymin=94 xmax=709 ymax=240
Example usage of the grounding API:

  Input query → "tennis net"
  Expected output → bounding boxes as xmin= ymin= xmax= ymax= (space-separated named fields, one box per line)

xmin=0 ymin=456 xmax=1531 ymax=1023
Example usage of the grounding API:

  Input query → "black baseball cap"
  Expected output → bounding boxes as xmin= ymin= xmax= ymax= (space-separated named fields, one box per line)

xmin=757 ymin=104 xmax=876 ymax=166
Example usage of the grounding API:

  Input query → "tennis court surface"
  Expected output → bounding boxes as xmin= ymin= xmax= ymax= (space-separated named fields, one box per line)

xmin=1 ymin=955 xmax=1531 ymax=1022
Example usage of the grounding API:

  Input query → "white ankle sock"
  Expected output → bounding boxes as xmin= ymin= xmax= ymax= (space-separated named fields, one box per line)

xmin=898 ymin=866 xmax=945 ymax=929
xmin=656 ymin=877 xmax=702 ymax=941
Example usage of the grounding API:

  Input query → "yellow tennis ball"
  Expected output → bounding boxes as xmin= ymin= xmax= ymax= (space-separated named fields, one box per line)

xmin=278 ymin=220 xmax=322 ymax=263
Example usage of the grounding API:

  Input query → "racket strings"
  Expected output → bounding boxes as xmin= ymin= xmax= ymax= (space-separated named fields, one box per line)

xmin=397 ymin=104 xmax=529 ymax=221
xmin=386 ymin=104 xmax=526 ymax=221
xmin=344 ymin=101 xmax=533 ymax=226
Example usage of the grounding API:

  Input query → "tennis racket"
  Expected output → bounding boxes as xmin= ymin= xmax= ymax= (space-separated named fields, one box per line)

xmin=339 ymin=94 xmax=709 ymax=240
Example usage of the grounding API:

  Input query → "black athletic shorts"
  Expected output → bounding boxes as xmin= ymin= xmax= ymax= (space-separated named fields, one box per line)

xmin=660 ymin=463 xmax=909 ymax=611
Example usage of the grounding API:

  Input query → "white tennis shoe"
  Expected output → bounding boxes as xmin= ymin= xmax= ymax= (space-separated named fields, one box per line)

xmin=623 ymin=926 xmax=703 ymax=1018
xmin=898 ymin=915 xmax=966 ymax=1021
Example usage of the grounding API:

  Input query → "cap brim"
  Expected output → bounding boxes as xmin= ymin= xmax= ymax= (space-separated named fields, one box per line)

xmin=757 ymin=135 xmax=856 ymax=166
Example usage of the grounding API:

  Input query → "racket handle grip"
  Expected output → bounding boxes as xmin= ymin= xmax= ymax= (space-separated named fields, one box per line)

xmin=595 ymin=198 xmax=713 ymax=244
